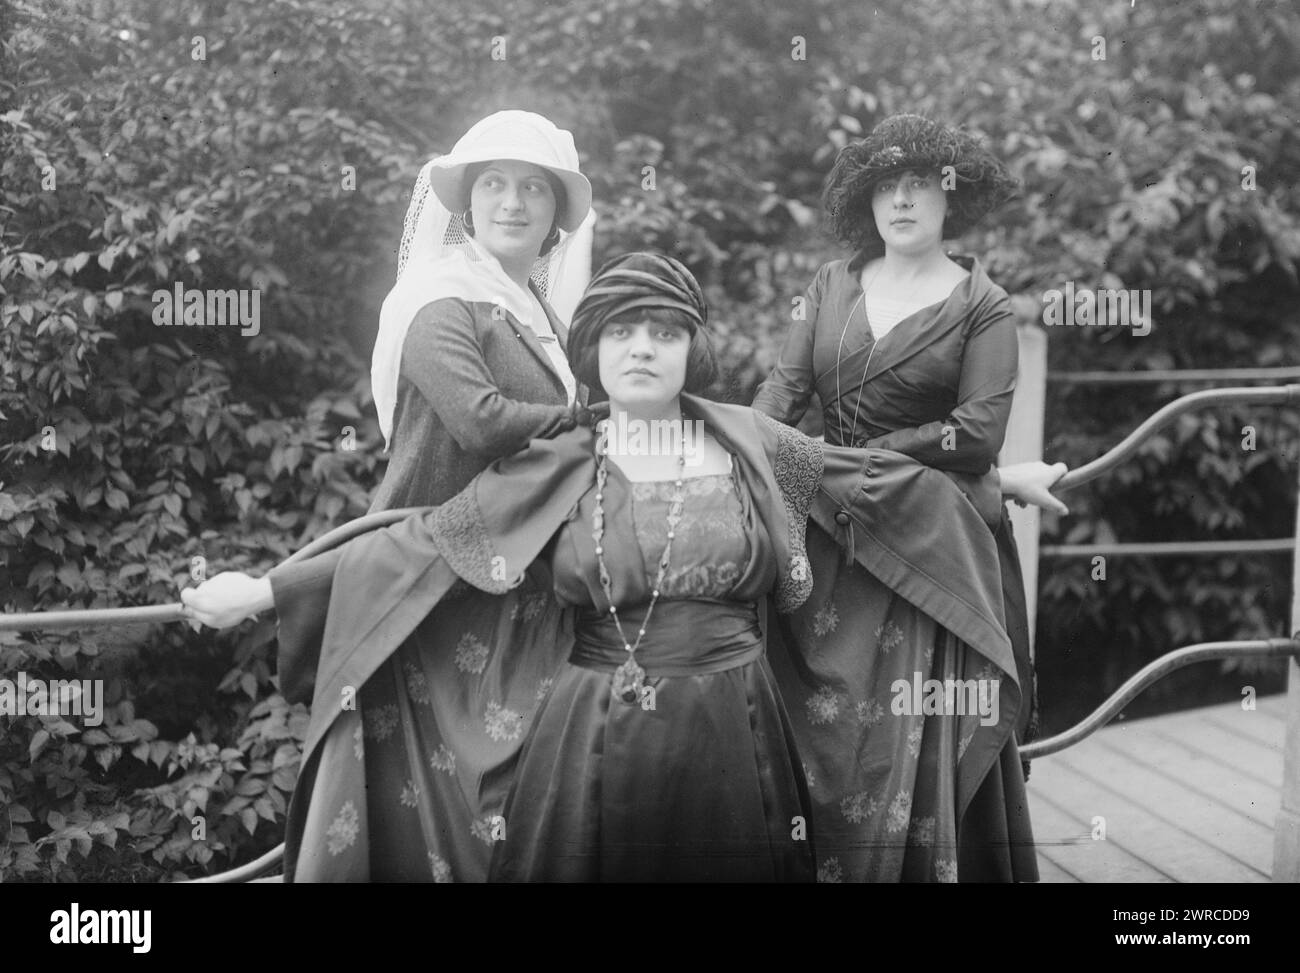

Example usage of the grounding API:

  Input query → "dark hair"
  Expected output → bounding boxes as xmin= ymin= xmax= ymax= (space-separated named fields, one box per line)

xmin=821 ymin=114 xmax=1018 ymax=256
xmin=571 ymin=306 xmax=718 ymax=397
xmin=462 ymin=162 xmax=567 ymax=256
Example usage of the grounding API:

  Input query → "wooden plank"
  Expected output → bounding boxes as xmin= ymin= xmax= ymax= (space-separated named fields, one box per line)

xmin=1143 ymin=722 xmax=1281 ymax=789
xmin=1255 ymin=693 xmax=1289 ymax=722
xmin=1034 ymin=848 xmax=1081 ymax=883
xmin=1198 ymin=707 xmax=1285 ymax=752
xmin=1035 ymin=749 xmax=1267 ymax=882
xmin=1073 ymin=736 xmax=1275 ymax=876
xmin=1099 ymin=722 xmax=1280 ymax=827
xmin=1026 ymin=787 xmax=1172 ymax=882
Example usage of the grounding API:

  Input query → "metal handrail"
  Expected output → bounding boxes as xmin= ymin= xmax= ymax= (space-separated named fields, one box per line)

xmin=1039 ymin=538 xmax=1295 ymax=558
xmin=1020 ymin=637 xmax=1300 ymax=760
xmin=0 ymin=507 xmax=424 ymax=633
xmin=1053 ymin=366 xmax=1300 ymax=385
xmin=188 ymin=843 xmax=285 ymax=884
xmin=1055 ymin=384 xmax=1300 ymax=491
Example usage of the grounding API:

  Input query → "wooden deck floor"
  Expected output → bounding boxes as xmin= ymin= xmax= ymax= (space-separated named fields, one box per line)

xmin=1027 ymin=692 xmax=1288 ymax=882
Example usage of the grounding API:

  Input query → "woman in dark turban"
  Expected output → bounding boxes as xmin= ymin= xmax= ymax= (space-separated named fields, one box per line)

xmin=185 ymin=252 xmax=1065 ymax=881
xmin=753 ymin=113 xmax=1045 ymax=881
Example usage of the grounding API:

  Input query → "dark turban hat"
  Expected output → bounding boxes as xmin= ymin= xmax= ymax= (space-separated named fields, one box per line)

xmin=568 ymin=252 xmax=716 ymax=396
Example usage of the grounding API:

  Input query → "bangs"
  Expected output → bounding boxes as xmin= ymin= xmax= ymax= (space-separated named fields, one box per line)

xmin=603 ymin=306 xmax=696 ymax=333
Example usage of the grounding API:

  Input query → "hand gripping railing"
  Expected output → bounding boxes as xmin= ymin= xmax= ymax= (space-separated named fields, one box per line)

xmin=0 ymin=507 xmax=424 ymax=635
xmin=0 ymin=506 xmax=427 ymax=883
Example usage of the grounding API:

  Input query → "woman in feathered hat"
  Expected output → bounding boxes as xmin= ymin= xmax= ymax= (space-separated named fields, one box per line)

xmin=185 ymin=251 xmax=1066 ymax=881
xmin=753 ymin=113 xmax=1049 ymax=881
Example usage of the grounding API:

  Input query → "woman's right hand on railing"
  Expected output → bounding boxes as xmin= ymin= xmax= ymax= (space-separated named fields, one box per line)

xmin=998 ymin=461 xmax=1070 ymax=516
xmin=180 ymin=573 xmax=275 ymax=629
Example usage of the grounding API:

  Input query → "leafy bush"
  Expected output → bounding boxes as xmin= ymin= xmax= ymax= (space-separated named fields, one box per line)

xmin=2 ymin=0 xmax=1298 ymax=879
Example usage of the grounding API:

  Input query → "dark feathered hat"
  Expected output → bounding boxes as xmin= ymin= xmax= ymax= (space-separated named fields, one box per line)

xmin=822 ymin=113 xmax=1018 ymax=254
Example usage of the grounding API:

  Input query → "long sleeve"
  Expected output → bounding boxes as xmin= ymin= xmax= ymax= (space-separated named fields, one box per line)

xmin=267 ymin=549 xmax=345 ymax=704
xmin=864 ymin=295 xmax=1017 ymax=475
xmin=751 ymin=264 xmax=829 ymax=425
xmin=402 ymin=299 xmax=573 ymax=458
xmin=266 ymin=427 xmax=597 ymax=704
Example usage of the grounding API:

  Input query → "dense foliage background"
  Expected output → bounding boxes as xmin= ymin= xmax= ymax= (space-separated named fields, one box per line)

xmin=2 ymin=0 xmax=1297 ymax=880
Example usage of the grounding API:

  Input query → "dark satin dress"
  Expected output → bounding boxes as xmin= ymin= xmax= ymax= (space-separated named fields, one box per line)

xmin=490 ymin=467 xmax=814 ymax=882
xmin=753 ymin=253 xmax=1038 ymax=882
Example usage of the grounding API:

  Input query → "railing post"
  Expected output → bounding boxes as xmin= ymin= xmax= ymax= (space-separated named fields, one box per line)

xmin=1001 ymin=320 xmax=1048 ymax=656
xmin=1274 ymin=459 xmax=1300 ymax=882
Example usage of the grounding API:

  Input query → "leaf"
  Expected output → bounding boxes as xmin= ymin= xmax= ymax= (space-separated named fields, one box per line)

xmin=272 ymin=766 xmax=297 ymax=792
xmin=94 ymin=744 xmax=121 ymax=771
xmin=240 ymin=807 xmax=258 ymax=834
xmin=29 ymin=730 xmax=50 ymax=761
xmin=46 ymin=809 xmax=66 ymax=830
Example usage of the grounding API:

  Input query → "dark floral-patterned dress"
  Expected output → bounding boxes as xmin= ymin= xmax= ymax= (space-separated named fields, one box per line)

xmin=754 ymin=253 xmax=1038 ymax=882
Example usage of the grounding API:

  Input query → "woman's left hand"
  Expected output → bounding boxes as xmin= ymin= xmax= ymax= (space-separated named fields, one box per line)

xmin=181 ymin=572 xmax=275 ymax=630
xmin=997 ymin=461 xmax=1069 ymax=516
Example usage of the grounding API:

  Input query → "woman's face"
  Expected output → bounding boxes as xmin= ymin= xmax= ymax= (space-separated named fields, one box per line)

xmin=597 ymin=316 xmax=691 ymax=410
xmin=870 ymin=168 xmax=948 ymax=254
xmin=468 ymin=160 xmax=558 ymax=265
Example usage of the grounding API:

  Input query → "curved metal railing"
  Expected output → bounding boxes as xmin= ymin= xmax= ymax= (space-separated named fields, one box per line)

xmin=1025 ymin=384 xmax=1300 ymax=755
xmin=1018 ymin=637 xmax=1300 ymax=760
xmin=1055 ymin=384 xmax=1300 ymax=491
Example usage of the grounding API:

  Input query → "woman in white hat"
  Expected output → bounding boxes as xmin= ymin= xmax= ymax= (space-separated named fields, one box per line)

xmin=370 ymin=109 xmax=594 ymax=509
xmin=248 ymin=111 xmax=596 ymax=881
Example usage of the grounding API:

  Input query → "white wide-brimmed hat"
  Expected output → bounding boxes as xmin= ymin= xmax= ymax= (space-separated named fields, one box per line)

xmin=427 ymin=110 xmax=592 ymax=232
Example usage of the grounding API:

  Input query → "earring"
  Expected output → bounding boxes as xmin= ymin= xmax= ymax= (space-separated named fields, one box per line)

xmin=462 ymin=209 xmax=475 ymax=233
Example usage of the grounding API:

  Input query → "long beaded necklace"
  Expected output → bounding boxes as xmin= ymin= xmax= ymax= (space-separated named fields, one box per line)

xmin=592 ymin=418 xmax=687 ymax=704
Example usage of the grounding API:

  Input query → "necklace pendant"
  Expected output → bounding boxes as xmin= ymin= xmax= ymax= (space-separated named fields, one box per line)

xmin=611 ymin=658 xmax=646 ymax=704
